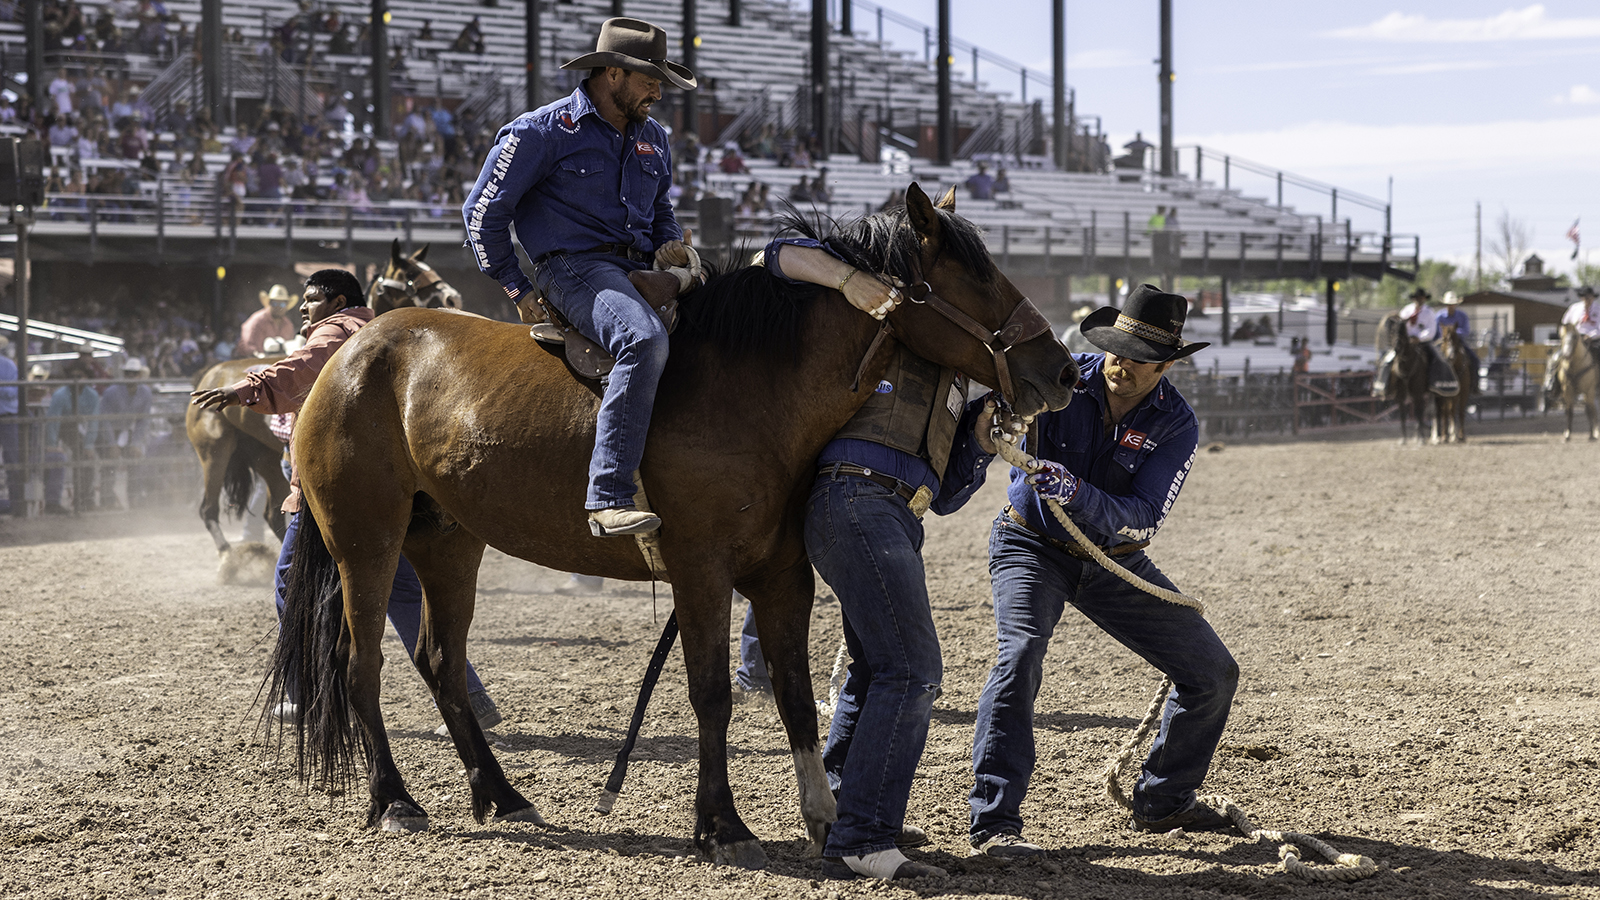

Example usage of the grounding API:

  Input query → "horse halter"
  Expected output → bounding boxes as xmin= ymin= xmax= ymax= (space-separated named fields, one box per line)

xmin=373 ymin=260 xmax=445 ymax=305
xmin=850 ymin=254 xmax=1054 ymax=407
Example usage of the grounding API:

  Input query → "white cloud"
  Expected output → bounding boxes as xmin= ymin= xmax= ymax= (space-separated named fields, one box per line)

xmin=1371 ymin=60 xmax=1504 ymax=75
xmin=1329 ymin=4 xmax=1600 ymax=42
xmin=1552 ymin=84 xmax=1600 ymax=105
xmin=1186 ymin=115 xmax=1600 ymax=178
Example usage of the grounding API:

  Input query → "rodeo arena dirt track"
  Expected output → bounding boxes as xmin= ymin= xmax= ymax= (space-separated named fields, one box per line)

xmin=1 ymin=430 xmax=1598 ymax=900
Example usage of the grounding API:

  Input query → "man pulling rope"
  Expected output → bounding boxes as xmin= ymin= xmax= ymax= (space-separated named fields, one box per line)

xmin=969 ymin=284 xmax=1375 ymax=882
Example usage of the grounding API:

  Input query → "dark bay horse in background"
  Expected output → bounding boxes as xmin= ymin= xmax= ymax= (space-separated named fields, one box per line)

xmin=1550 ymin=324 xmax=1600 ymax=441
xmin=186 ymin=242 xmax=463 ymax=555
xmin=1432 ymin=324 xmax=1473 ymax=444
xmin=1376 ymin=313 xmax=1432 ymax=444
xmin=270 ymin=185 xmax=1078 ymax=866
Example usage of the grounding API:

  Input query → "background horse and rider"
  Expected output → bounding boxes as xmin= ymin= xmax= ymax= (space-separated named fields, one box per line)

xmin=185 ymin=242 xmax=462 ymax=561
xmin=1375 ymin=313 xmax=1471 ymax=445
xmin=1545 ymin=323 xmax=1600 ymax=441
xmin=268 ymin=185 xmax=1076 ymax=867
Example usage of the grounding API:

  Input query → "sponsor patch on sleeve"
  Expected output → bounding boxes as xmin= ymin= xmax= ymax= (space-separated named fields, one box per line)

xmin=504 ymin=285 xmax=521 ymax=300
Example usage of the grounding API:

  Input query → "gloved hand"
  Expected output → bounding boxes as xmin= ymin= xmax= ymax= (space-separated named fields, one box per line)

xmin=1025 ymin=459 xmax=1080 ymax=504
xmin=974 ymin=392 xmax=1026 ymax=455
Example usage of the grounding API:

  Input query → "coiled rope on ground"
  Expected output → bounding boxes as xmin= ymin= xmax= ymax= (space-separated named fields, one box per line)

xmin=991 ymin=422 xmax=1378 ymax=883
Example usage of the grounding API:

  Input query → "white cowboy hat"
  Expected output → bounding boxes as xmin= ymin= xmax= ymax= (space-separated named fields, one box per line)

xmin=260 ymin=283 xmax=300 ymax=309
xmin=121 ymin=356 xmax=146 ymax=372
xmin=1440 ymin=291 xmax=1462 ymax=305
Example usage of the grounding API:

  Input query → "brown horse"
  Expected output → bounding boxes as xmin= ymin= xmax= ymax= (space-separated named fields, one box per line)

xmin=267 ymin=185 xmax=1078 ymax=866
xmin=186 ymin=358 xmax=293 ymax=553
xmin=1432 ymin=324 xmax=1473 ymax=444
xmin=186 ymin=243 xmax=461 ymax=554
xmin=1376 ymin=313 xmax=1431 ymax=444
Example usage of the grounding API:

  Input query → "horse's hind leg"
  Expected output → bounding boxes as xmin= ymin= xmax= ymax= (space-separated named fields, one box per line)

xmin=195 ymin=433 xmax=235 ymax=552
xmin=742 ymin=558 xmax=836 ymax=854
xmin=404 ymin=525 xmax=543 ymax=826
xmin=673 ymin=571 xmax=764 ymax=868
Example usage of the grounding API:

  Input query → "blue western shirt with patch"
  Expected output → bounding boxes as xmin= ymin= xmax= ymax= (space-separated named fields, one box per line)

xmin=462 ymin=82 xmax=680 ymax=303
xmin=1005 ymin=353 xmax=1199 ymax=549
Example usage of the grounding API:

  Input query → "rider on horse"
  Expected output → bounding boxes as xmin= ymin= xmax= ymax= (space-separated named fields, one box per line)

xmin=462 ymin=17 xmax=697 ymax=539
xmin=1374 ymin=287 xmax=1459 ymax=396
xmin=1435 ymin=290 xmax=1479 ymax=386
xmin=1563 ymin=285 xmax=1600 ymax=359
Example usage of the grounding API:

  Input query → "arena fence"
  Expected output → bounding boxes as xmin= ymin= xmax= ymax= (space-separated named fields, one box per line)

xmin=0 ymin=377 xmax=205 ymax=517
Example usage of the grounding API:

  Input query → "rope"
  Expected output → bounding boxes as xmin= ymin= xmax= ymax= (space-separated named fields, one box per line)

xmin=990 ymin=422 xmax=1377 ymax=883
xmin=817 ymin=637 xmax=850 ymax=719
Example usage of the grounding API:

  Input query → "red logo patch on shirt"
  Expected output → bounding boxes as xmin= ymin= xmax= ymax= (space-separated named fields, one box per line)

xmin=635 ymin=140 xmax=656 ymax=156
xmin=1119 ymin=429 xmax=1149 ymax=450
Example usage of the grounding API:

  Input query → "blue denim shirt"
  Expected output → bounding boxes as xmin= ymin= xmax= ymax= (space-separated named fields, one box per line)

xmin=1005 ymin=353 xmax=1199 ymax=548
xmin=462 ymin=82 xmax=680 ymax=303
xmin=1435 ymin=306 xmax=1470 ymax=337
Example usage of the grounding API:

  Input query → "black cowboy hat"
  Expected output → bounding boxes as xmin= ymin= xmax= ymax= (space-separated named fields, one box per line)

xmin=1080 ymin=284 xmax=1208 ymax=363
xmin=1408 ymin=286 xmax=1432 ymax=301
xmin=1579 ymin=285 xmax=1597 ymax=298
xmin=561 ymin=17 xmax=697 ymax=91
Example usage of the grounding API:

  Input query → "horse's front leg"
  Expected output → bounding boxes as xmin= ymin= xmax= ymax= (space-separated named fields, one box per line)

xmin=673 ymin=571 xmax=765 ymax=868
xmin=742 ymin=556 xmax=836 ymax=854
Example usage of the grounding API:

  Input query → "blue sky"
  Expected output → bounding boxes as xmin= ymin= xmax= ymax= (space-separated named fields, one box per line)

xmin=853 ymin=1 xmax=1600 ymax=278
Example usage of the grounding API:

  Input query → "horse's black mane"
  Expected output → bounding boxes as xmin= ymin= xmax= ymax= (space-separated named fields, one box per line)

xmin=678 ymin=201 xmax=995 ymax=359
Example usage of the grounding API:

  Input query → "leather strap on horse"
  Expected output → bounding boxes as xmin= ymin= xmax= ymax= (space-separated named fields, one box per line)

xmin=901 ymin=255 xmax=1053 ymax=408
xmin=990 ymin=426 xmax=1377 ymax=883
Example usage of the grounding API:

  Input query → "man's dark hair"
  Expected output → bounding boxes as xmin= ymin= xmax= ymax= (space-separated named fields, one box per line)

xmin=306 ymin=268 xmax=364 ymax=308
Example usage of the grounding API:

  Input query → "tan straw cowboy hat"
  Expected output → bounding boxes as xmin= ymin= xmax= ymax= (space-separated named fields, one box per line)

xmin=561 ymin=17 xmax=698 ymax=90
xmin=259 ymin=283 xmax=301 ymax=310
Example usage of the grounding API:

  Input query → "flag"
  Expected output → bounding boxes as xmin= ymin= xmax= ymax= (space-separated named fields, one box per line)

xmin=1570 ymin=218 xmax=1581 ymax=260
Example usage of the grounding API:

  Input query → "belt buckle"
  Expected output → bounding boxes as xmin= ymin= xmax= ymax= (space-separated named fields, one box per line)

xmin=908 ymin=485 xmax=933 ymax=519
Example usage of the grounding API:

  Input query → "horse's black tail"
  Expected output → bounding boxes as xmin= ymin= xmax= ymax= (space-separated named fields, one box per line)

xmin=221 ymin=441 xmax=255 ymax=518
xmin=262 ymin=507 xmax=360 ymax=790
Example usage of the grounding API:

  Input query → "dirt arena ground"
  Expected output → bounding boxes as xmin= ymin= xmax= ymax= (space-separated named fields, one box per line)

xmin=2 ymin=428 xmax=1598 ymax=900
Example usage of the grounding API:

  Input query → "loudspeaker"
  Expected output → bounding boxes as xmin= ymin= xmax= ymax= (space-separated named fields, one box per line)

xmin=0 ymin=138 xmax=44 ymax=207
xmin=17 ymin=138 xmax=44 ymax=207
xmin=0 ymin=138 xmax=16 ymax=206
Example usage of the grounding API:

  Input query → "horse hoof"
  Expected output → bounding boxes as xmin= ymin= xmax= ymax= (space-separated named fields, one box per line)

xmin=494 ymin=805 xmax=549 ymax=827
xmin=378 ymin=802 xmax=429 ymax=833
xmin=709 ymin=838 xmax=768 ymax=870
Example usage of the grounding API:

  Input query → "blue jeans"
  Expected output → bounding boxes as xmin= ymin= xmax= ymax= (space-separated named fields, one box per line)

xmin=534 ymin=251 xmax=668 ymax=509
xmin=806 ymin=471 xmax=942 ymax=858
xmin=733 ymin=599 xmax=770 ymax=692
xmin=0 ymin=420 xmax=22 ymax=511
xmin=275 ymin=512 xmax=486 ymax=696
xmin=970 ymin=514 xmax=1237 ymax=841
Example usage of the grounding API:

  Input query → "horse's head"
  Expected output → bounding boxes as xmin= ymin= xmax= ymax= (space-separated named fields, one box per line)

xmin=368 ymin=240 xmax=463 ymax=314
xmin=880 ymin=183 xmax=1077 ymax=417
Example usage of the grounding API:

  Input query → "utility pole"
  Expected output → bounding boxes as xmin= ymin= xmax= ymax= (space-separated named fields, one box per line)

xmin=525 ymin=0 xmax=540 ymax=113
xmin=371 ymin=0 xmax=390 ymax=136
xmin=682 ymin=0 xmax=698 ymax=138
xmin=936 ymin=0 xmax=951 ymax=165
xmin=1158 ymin=0 xmax=1173 ymax=177
xmin=1052 ymin=0 xmax=1065 ymax=170
xmin=810 ymin=0 xmax=827 ymax=154
xmin=1475 ymin=201 xmax=1482 ymax=291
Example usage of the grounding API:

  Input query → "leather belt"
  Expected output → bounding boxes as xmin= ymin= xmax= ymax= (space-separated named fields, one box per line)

xmin=822 ymin=462 xmax=934 ymax=519
xmin=1003 ymin=504 xmax=1148 ymax=561
xmin=535 ymin=244 xmax=651 ymax=266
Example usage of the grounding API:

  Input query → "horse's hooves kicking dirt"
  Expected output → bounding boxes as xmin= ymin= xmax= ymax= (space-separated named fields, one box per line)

xmin=494 ymin=805 xmax=549 ymax=827
xmin=709 ymin=839 xmax=768 ymax=869
xmin=378 ymin=802 xmax=429 ymax=833
xmin=217 ymin=541 xmax=276 ymax=586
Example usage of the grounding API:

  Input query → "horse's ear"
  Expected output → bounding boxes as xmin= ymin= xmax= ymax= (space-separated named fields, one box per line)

xmin=410 ymin=243 xmax=428 ymax=263
xmin=390 ymin=239 xmax=403 ymax=266
xmin=905 ymin=183 xmax=944 ymax=247
xmin=935 ymin=186 xmax=957 ymax=211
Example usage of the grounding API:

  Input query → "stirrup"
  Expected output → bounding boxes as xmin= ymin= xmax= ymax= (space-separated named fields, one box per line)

xmin=530 ymin=323 xmax=566 ymax=345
